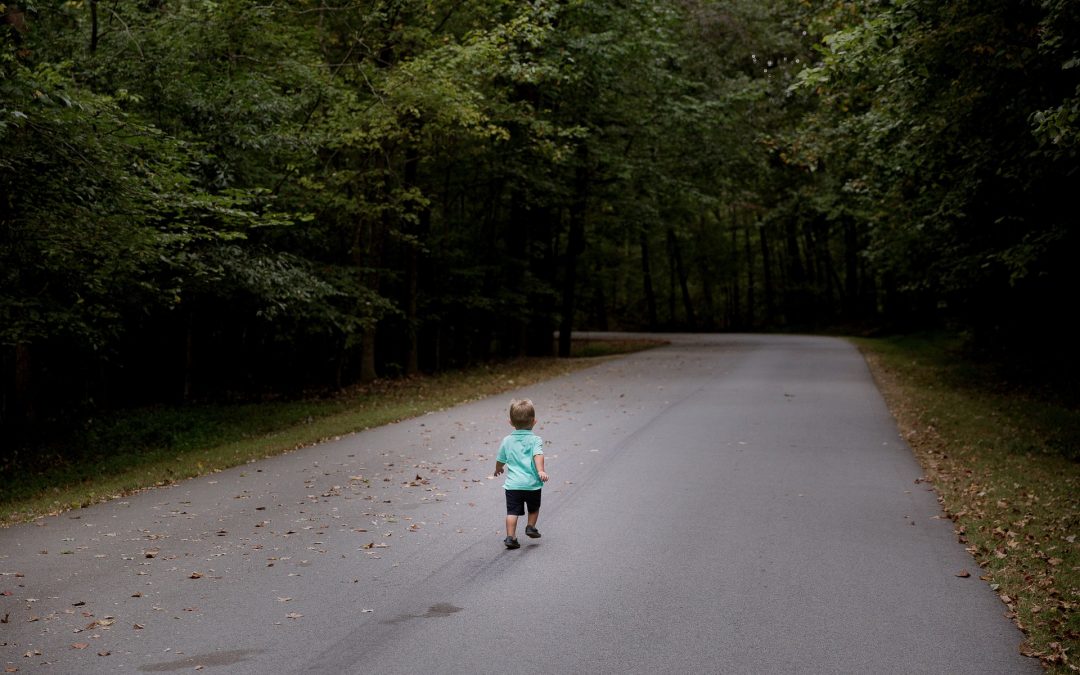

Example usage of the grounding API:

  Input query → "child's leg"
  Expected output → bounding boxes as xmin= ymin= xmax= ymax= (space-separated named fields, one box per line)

xmin=505 ymin=514 xmax=518 ymax=537
xmin=525 ymin=490 xmax=541 ymax=528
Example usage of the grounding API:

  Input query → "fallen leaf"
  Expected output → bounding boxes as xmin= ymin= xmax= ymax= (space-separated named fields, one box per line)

xmin=83 ymin=617 xmax=113 ymax=630
xmin=955 ymin=570 xmax=971 ymax=578
xmin=133 ymin=623 xmax=144 ymax=630
xmin=276 ymin=597 xmax=292 ymax=603
xmin=72 ymin=643 xmax=89 ymax=650
xmin=285 ymin=612 xmax=303 ymax=619
xmin=97 ymin=651 xmax=110 ymax=657
xmin=189 ymin=572 xmax=204 ymax=579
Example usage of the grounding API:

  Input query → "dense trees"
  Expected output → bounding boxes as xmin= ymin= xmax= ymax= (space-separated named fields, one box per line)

xmin=792 ymin=0 xmax=1079 ymax=361
xmin=2 ymin=0 xmax=1076 ymax=435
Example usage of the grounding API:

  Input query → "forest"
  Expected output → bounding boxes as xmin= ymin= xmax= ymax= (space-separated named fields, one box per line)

xmin=2 ymin=0 xmax=1078 ymax=438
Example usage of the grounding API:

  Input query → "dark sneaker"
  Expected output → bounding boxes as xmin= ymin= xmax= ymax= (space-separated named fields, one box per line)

xmin=525 ymin=526 xmax=541 ymax=539
xmin=503 ymin=536 xmax=520 ymax=549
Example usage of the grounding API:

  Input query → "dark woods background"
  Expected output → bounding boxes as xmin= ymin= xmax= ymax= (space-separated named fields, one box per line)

xmin=2 ymin=0 xmax=1078 ymax=443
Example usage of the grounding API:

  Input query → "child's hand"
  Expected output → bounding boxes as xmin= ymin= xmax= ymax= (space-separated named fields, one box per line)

xmin=538 ymin=470 xmax=549 ymax=483
xmin=494 ymin=465 xmax=503 ymax=477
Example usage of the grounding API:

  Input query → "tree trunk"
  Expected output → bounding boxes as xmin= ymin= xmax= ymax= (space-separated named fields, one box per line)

xmin=802 ymin=222 xmax=820 ymax=322
xmin=666 ymin=232 xmax=676 ymax=325
xmin=559 ymin=154 xmax=588 ymax=358
xmin=360 ymin=325 xmax=377 ymax=382
xmin=843 ymin=219 xmax=859 ymax=319
xmin=183 ymin=308 xmax=194 ymax=403
xmin=668 ymin=227 xmax=696 ymax=329
xmin=729 ymin=210 xmax=741 ymax=328
xmin=590 ymin=269 xmax=609 ymax=331
xmin=353 ymin=143 xmax=391 ymax=383
xmin=89 ymin=0 xmax=99 ymax=53
xmin=693 ymin=217 xmax=715 ymax=329
xmin=744 ymin=216 xmax=755 ymax=328
xmin=12 ymin=343 xmax=33 ymax=425
xmin=403 ymin=144 xmax=425 ymax=375
xmin=352 ymin=213 xmax=382 ymax=383
xmin=784 ymin=220 xmax=807 ymax=323
xmin=640 ymin=232 xmax=658 ymax=330
xmin=558 ymin=172 xmax=587 ymax=357
xmin=404 ymin=244 xmax=420 ymax=374
xmin=759 ymin=223 xmax=775 ymax=325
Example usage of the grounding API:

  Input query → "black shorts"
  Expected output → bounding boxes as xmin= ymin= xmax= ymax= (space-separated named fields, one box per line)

xmin=505 ymin=488 xmax=542 ymax=516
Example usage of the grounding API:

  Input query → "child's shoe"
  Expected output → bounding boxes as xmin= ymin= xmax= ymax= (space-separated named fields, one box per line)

xmin=503 ymin=536 xmax=520 ymax=549
xmin=525 ymin=526 xmax=541 ymax=539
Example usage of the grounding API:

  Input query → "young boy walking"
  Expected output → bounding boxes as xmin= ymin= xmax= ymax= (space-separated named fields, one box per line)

xmin=493 ymin=398 xmax=548 ymax=549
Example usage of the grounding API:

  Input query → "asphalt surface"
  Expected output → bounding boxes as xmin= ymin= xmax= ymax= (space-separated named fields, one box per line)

xmin=1 ymin=334 xmax=1038 ymax=674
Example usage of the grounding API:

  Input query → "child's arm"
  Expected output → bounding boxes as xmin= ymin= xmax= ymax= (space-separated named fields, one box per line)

xmin=534 ymin=454 xmax=549 ymax=483
xmin=493 ymin=460 xmax=505 ymax=477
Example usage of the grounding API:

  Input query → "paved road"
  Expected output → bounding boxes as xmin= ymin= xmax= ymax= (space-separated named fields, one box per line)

xmin=1 ymin=334 xmax=1037 ymax=674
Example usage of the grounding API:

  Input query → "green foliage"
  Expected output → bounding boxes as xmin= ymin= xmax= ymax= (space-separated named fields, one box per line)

xmin=3 ymin=0 xmax=1075 ymax=436
xmin=792 ymin=0 xmax=1079 ymax=348
xmin=1 ymin=55 xmax=167 ymax=349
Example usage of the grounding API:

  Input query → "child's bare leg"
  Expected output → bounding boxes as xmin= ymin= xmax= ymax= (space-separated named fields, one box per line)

xmin=526 ymin=510 xmax=539 ymax=528
xmin=505 ymin=514 xmax=519 ymax=538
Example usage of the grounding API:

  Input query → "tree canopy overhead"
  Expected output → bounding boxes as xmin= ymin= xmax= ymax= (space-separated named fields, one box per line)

xmin=3 ymin=0 xmax=1077 ymax=429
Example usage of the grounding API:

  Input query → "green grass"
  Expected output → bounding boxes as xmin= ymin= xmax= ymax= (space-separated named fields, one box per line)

xmin=569 ymin=337 xmax=669 ymax=358
xmin=854 ymin=333 xmax=1079 ymax=673
xmin=1 ymin=338 xmax=666 ymax=527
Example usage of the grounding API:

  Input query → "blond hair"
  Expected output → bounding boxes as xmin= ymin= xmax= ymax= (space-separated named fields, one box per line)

xmin=509 ymin=398 xmax=535 ymax=429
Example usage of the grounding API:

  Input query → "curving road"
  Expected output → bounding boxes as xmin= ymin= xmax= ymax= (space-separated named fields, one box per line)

xmin=1 ymin=334 xmax=1037 ymax=674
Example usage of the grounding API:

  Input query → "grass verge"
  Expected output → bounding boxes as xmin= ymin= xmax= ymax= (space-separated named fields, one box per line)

xmin=0 ymin=338 xmax=666 ymax=527
xmin=854 ymin=333 xmax=1079 ymax=673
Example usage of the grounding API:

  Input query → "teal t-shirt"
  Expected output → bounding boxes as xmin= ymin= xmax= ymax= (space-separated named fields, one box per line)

xmin=496 ymin=429 xmax=544 ymax=491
